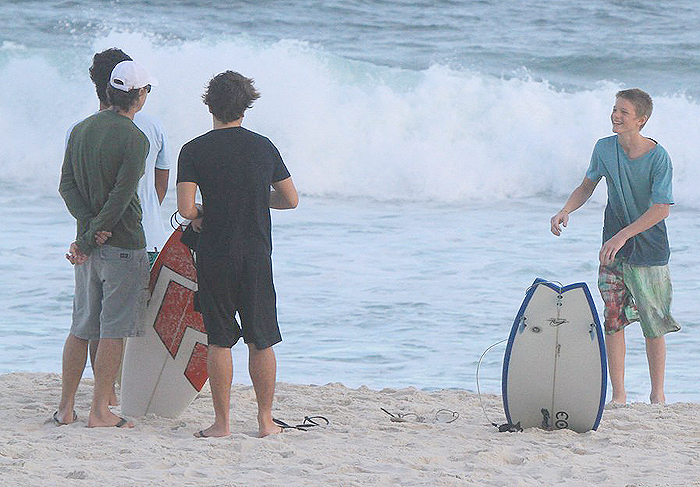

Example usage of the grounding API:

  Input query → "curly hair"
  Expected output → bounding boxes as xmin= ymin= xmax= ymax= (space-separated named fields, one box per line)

xmin=202 ymin=71 xmax=260 ymax=123
xmin=89 ymin=48 xmax=132 ymax=105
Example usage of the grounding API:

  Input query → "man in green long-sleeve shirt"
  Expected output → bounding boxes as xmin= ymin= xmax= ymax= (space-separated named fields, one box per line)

xmin=55 ymin=61 xmax=157 ymax=429
xmin=61 ymin=109 xmax=149 ymax=253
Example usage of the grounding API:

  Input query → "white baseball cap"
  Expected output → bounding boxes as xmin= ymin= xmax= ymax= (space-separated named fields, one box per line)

xmin=109 ymin=61 xmax=159 ymax=92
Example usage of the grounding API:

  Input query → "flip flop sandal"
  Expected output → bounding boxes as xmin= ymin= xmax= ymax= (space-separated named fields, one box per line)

xmin=380 ymin=408 xmax=425 ymax=423
xmin=435 ymin=409 xmax=460 ymax=423
xmin=273 ymin=415 xmax=329 ymax=431
xmin=381 ymin=408 xmax=459 ymax=424
xmin=52 ymin=410 xmax=77 ymax=426
xmin=300 ymin=415 xmax=329 ymax=427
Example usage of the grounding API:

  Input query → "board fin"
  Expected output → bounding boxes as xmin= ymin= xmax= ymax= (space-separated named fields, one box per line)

xmin=540 ymin=408 xmax=551 ymax=429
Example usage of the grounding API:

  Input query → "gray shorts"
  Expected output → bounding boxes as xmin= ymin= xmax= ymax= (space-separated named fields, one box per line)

xmin=71 ymin=245 xmax=150 ymax=340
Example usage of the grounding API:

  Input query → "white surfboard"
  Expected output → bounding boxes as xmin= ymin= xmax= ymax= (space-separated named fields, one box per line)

xmin=502 ymin=278 xmax=607 ymax=433
xmin=121 ymin=225 xmax=209 ymax=418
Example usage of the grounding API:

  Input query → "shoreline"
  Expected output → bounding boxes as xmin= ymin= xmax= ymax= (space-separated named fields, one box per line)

xmin=1 ymin=372 xmax=699 ymax=486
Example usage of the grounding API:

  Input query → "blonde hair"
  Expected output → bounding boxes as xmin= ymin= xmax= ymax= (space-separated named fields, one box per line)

xmin=616 ymin=88 xmax=653 ymax=128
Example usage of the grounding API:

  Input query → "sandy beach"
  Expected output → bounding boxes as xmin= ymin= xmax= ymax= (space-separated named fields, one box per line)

xmin=1 ymin=373 xmax=698 ymax=486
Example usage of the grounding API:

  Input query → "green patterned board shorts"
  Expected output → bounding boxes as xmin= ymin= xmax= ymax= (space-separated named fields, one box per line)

xmin=598 ymin=259 xmax=681 ymax=338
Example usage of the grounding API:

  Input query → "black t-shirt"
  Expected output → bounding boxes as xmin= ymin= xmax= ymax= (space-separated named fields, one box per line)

xmin=177 ymin=127 xmax=290 ymax=256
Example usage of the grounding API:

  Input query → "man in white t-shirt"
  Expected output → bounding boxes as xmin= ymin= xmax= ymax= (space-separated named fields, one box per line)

xmin=133 ymin=110 xmax=170 ymax=264
xmin=68 ymin=48 xmax=171 ymax=404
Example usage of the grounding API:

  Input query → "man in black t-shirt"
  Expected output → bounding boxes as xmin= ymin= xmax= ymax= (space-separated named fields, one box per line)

xmin=177 ymin=71 xmax=298 ymax=438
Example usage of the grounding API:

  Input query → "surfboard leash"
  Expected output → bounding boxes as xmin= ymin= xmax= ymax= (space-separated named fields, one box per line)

xmin=170 ymin=211 xmax=185 ymax=230
xmin=476 ymin=339 xmax=523 ymax=433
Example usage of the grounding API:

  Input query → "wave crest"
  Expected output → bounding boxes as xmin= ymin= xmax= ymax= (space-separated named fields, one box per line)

xmin=2 ymin=32 xmax=699 ymax=207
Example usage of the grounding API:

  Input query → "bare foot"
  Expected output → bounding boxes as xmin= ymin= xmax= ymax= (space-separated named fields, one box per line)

xmin=193 ymin=424 xmax=230 ymax=438
xmin=610 ymin=392 xmax=626 ymax=405
xmin=259 ymin=424 xmax=283 ymax=438
xmin=258 ymin=414 xmax=283 ymax=437
xmin=606 ymin=394 xmax=626 ymax=408
xmin=87 ymin=410 xmax=134 ymax=428
xmin=650 ymin=393 xmax=665 ymax=404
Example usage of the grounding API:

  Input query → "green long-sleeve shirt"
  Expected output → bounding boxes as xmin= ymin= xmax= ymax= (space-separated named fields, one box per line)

xmin=59 ymin=109 xmax=149 ymax=254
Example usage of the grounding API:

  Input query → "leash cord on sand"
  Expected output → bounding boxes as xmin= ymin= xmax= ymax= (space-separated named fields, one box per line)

xmin=476 ymin=339 xmax=508 ymax=428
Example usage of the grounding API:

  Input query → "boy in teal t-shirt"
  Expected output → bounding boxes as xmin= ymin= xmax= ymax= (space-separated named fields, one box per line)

xmin=550 ymin=88 xmax=680 ymax=405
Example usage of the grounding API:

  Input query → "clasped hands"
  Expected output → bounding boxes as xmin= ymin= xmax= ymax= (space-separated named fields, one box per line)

xmin=65 ymin=230 xmax=111 ymax=265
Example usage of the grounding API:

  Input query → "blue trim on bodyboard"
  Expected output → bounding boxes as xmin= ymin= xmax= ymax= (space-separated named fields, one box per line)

xmin=581 ymin=281 xmax=607 ymax=430
xmin=502 ymin=278 xmax=607 ymax=431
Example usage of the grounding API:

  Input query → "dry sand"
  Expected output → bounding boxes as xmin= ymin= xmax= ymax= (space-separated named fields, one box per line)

xmin=1 ymin=372 xmax=699 ymax=486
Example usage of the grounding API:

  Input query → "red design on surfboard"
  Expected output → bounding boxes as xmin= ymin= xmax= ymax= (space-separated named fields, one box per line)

xmin=149 ymin=227 xmax=197 ymax=291
xmin=153 ymin=281 xmax=205 ymax=357
xmin=150 ymin=226 xmax=208 ymax=391
xmin=185 ymin=343 xmax=209 ymax=391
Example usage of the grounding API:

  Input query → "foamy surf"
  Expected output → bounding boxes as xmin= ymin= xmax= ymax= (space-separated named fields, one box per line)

xmin=2 ymin=32 xmax=699 ymax=207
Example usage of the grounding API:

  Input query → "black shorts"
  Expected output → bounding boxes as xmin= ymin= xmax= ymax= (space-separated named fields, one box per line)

xmin=196 ymin=252 xmax=281 ymax=349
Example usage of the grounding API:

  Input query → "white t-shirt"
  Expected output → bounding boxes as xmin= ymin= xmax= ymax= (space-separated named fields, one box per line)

xmin=65 ymin=111 xmax=171 ymax=252
xmin=133 ymin=112 xmax=171 ymax=252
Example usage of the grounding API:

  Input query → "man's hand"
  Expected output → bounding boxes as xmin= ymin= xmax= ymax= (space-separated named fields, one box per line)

xmin=190 ymin=203 xmax=203 ymax=232
xmin=66 ymin=242 xmax=88 ymax=265
xmin=550 ymin=210 xmax=569 ymax=236
xmin=191 ymin=218 xmax=203 ymax=233
xmin=598 ymin=204 xmax=668 ymax=266
xmin=95 ymin=230 xmax=112 ymax=245
xmin=599 ymin=232 xmax=629 ymax=266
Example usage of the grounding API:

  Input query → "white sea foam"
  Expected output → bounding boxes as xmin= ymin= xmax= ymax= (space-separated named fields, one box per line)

xmin=2 ymin=32 xmax=699 ymax=207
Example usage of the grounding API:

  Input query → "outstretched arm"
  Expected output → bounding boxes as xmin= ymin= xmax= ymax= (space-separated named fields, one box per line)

xmin=550 ymin=177 xmax=599 ymax=236
xmin=599 ymin=203 xmax=670 ymax=265
xmin=270 ymin=177 xmax=298 ymax=209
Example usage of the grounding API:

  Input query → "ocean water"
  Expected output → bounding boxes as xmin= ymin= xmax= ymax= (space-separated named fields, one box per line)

xmin=1 ymin=0 xmax=699 ymax=403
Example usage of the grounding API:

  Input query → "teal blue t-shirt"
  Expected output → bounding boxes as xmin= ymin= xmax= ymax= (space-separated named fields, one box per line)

xmin=585 ymin=135 xmax=673 ymax=266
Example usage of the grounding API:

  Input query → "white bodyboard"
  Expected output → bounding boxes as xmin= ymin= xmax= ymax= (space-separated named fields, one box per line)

xmin=502 ymin=279 xmax=607 ymax=433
